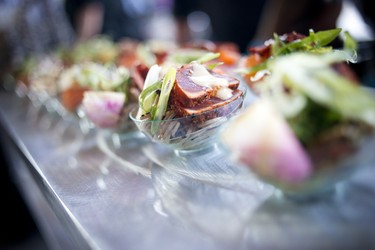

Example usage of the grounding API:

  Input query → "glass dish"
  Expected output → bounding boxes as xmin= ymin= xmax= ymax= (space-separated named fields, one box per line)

xmin=280 ymin=134 xmax=375 ymax=199
xmin=129 ymin=88 xmax=246 ymax=152
xmin=220 ymin=78 xmax=375 ymax=201
xmin=224 ymin=132 xmax=375 ymax=201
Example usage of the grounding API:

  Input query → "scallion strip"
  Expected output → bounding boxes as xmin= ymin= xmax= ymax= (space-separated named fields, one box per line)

xmin=151 ymin=67 xmax=177 ymax=133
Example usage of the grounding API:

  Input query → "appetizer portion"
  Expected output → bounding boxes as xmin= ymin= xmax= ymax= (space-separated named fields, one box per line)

xmin=27 ymin=55 xmax=64 ymax=100
xmin=131 ymin=57 xmax=245 ymax=150
xmin=65 ymin=35 xmax=120 ymax=65
xmin=10 ymin=53 xmax=65 ymax=103
xmin=134 ymin=39 xmax=241 ymax=77
xmin=239 ymin=28 xmax=357 ymax=90
xmin=57 ymin=62 xmax=141 ymax=131
xmin=57 ymin=62 xmax=123 ymax=112
xmin=222 ymin=51 xmax=375 ymax=195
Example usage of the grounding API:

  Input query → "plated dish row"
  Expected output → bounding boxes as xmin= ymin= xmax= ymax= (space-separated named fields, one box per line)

xmin=8 ymin=28 xmax=375 ymax=199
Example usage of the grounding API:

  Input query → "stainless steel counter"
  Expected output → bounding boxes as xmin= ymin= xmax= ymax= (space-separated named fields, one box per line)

xmin=1 ymin=90 xmax=375 ymax=250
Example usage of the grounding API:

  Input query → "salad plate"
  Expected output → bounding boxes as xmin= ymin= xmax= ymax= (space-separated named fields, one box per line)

xmin=221 ymin=49 xmax=375 ymax=200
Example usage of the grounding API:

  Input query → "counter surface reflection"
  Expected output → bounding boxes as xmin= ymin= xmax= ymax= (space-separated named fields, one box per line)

xmin=1 ymin=91 xmax=375 ymax=250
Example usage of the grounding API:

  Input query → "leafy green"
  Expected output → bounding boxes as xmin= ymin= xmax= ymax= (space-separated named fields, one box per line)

xmin=72 ymin=36 xmax=119 ymax=64
xmin=287 ymin=98 xmax=343 ymax=145
xmin=342 ymin=31 xmax=357 ymax=52
xmin=243 ymin=29 xmax=344 ymax=77
xmin=136 ymin=43 xmax=157 ymax=66
xmin=14 ymin=55 xmax=38 ymax=77
xmin=313 ymin=68 xmax=375 ymax=126
xmin=259 ymin=52 xmax=375 ymax=143
xmin=168 ymin=49 xmax=208 ymax=64
xmin=240 ymin=60 xmax=268 ymax=75
xmin=195 ymin=52 xmax=220 ymax=64
xmin=206 ymin=62 xmax=224 ymax=70
xmin=272 ymin=28 xmax=341 ymax=56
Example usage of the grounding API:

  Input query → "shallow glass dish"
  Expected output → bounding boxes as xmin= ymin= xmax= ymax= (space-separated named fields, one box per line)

xmin=129 ymin=90 xmax=246 ymax=152
xmin=227 ymin=133 xmax=375 ymax=201
xmin=285 ymin=143 xmax=374 ymax=201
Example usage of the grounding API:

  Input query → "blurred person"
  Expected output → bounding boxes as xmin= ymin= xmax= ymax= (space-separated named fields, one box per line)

xmin=173 ymin=0 xmax=267 ymax=53
xmin=252 ymin=0 xmax=375 ymax=87
xmin=64 ymin=0 xmax=169 ymax=42
xmin=0 ymin=0 xmax=75 ymax=70
xmin=64 ymin=0 xmax=104 ymax=42
xmin=253 ymin=0 xmax=343 ymax=44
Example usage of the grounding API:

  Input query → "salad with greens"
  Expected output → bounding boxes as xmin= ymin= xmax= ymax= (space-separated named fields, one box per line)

xmin=131 ymin=52 xmax=245 ymax=150
xmin=240 ymin=28 xmax=357 ymax=88
xmin=56 ymin=62 xmax=140 ymax=130
xmin=135 ymin=52 xmax=223 ymax=124
xmin=222 ymin=47 xmax=375 ymax=193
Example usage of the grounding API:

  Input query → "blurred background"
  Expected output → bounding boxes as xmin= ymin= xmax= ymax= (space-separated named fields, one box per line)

xmin=0 ymin=0 xmax=374 ymax=249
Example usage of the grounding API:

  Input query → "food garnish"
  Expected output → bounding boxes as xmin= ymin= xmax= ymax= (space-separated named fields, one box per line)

xmin=239 ymin=28 xmax=357 ymax=89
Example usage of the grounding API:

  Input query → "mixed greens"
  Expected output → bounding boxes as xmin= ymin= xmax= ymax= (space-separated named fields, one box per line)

xmin=241 ymin=28 xmax=357 ymax=78
xmin=222 ymin=30 xmax=375 ymax=190
xmin=257 ymin=52 xmax=375 ymax=145
xmin=58 ymin=63 xmax=130 ymax=93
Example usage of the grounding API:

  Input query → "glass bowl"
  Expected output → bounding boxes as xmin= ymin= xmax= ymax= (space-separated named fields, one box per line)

xmin=223 ymin=127 xmax=375 ymax=201
xmin=129 ymin=90 xmax=246 ymax=152
xmin=276 ymin=134 xmax=375 ymax=200
xmin=220 ymin=95 xmax=375 ymax=200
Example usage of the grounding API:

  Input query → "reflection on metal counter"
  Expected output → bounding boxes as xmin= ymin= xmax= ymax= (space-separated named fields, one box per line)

xmin=1 ymin=77 xmax=375 ymax=249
